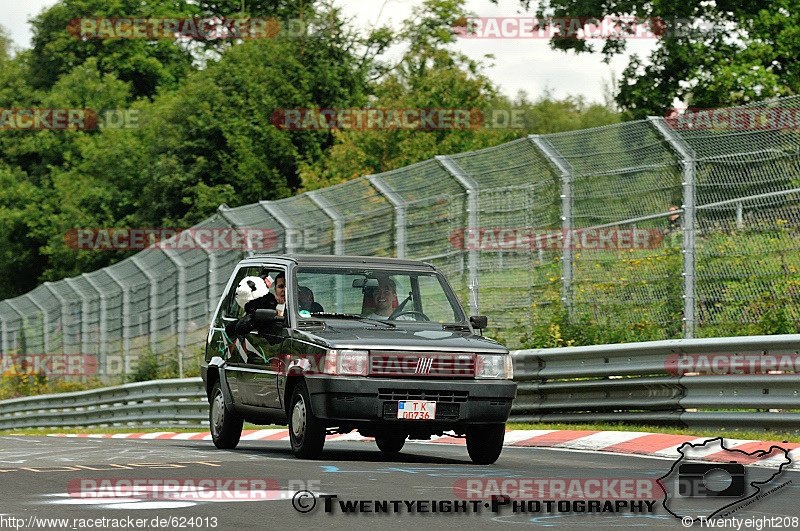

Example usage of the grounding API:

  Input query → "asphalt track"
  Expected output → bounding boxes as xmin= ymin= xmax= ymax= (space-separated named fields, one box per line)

xmin=1 ymin=435 xmax=799 ymax=530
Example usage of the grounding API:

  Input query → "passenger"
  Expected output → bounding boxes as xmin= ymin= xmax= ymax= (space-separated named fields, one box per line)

xmin=274 ymin=272 xmax=286 ymax=316
xmin=225 ymin=276 xmax=277 ymax=338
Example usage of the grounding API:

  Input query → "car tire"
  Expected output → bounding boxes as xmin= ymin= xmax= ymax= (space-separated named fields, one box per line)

xmin=466 ymin=423 xmax=505 ymax=465
xmin=288 ymin=381 xmax=326 ymax=459
xmin=210 ymin=380 xmax=243 ymax=450
xmin=375 ymin=434 xmax=406 ymax=453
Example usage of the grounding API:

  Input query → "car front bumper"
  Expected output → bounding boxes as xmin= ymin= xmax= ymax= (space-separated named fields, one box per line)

xmin=304 ymin=375 xmax=516 ymax=426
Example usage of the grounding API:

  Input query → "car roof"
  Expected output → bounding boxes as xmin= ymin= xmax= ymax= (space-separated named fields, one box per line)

xmin=239 ymin=254 xmax=436 ymax=270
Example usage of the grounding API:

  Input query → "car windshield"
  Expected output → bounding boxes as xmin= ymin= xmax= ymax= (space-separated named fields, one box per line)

xmin=293 ymin=267 xmax=467 ymax=324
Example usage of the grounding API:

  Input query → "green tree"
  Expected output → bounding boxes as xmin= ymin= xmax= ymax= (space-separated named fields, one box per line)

xmin=125 ymin=12 xmax=377 ymax=227
xmin=506 ymin=0 xmax=799 ymax=116
xmin=0 ymin=165 xmax=44 ymax=299
xmin=28 ymin=0 xmax=196 ymax=98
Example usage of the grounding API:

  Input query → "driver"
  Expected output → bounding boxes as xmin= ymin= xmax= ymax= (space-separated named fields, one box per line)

xmin=365 ymin=276 xmax=414 ymax=320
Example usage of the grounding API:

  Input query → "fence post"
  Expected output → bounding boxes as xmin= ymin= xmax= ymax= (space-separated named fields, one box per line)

xmin=217 ymin=205 xmax=253 ymax=258
xmin=104 ymin=269 xmax=131 ymax=376
xmin=26 ymin=294 xmax=49 ymax=354
xmin=81 ymin=274 xmax=106 ymax=379
xmin=4 ymin=300 xmax=24 ymax=354
xmin=529 ymin=135 xmax=574 ymax=317
xmin=160 ymin=250 xmax=186 ymax=378
xmin=736 ymin=201 xmax=743 ymax=229
xmin=436 ymin=155 xmax=480 ymax=316
xmin=648 ymin=117 xmax=697 ymax=338
xmin=0 ymin=308 xmax=6 ymax=353
xmin=307 ymin=190 xmax=344 ymax=255
xmin=130 ymin=256 xmax=159 ymax=355
xmin=307 ymin=190 xmax=345 ymax=310
xmin=0 ymin=313 xmax=6 ymax=354
xmin=261 ymin=201 xmax=298 ymax=254
xmin=366 ymin=175 xmax=406 ymax=258
xmin=63 ymin=278 xmax=91 ymax=362
xmin=189 ymin=225 xmax=218 ymax=317
xmin=44 ymin=282 xmax=70 ymax=354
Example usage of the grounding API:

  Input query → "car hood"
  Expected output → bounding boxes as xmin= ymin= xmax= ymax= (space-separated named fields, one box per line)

xmin=293 ymin=325 xmax=508 ymax=353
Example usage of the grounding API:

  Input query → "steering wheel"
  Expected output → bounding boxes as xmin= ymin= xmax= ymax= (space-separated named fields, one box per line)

xmin=388 ymin=310 xmax=430 ymax=321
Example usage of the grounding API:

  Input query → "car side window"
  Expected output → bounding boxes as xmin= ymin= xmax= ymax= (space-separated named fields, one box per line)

xmin=260 ymin=266 xmax=288 ymax=320
xmin=223 ymin=266 xmax=261 ymax=319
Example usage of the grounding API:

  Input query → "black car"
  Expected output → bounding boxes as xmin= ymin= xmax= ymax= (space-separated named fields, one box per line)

xmin=201 ymin=254 xmax=516 ymax=464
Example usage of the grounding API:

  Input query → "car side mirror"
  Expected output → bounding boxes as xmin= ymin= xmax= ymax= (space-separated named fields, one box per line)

xmin=253 ymin=309 xmax=283 ymax=325
xmin=470 ymin=315 xmax=488 ymax=330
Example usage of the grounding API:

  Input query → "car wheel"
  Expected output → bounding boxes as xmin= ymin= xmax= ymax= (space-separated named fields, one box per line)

xmin=375 ymin=434 xmax=406 ymax=453
xmin=466 ymin=423 xmax=505 ymax=465
xmin=288 ymin=381 xmax=326 ymax=459
xmin=210 ymin=380 xmax=243 ymax=449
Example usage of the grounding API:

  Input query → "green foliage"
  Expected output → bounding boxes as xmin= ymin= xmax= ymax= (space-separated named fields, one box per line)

xmin=0 ymin=371 xmax=107 ymax=400
xmin=127 ymin=344 xmax=203 ymax=383
xmin=511 ymin=0 xmax=800 ymax=115
xmin=27 ymin=0 xmax=196 ymax=98
xmin=127 ymin=349 xmax=161 ymax=382
xmin=516 ymin=308 xmax=669 ymax=349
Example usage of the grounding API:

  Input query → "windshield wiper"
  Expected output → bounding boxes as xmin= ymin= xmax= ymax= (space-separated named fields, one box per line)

xmin=310 ymin=312 xmax=396 ymax=328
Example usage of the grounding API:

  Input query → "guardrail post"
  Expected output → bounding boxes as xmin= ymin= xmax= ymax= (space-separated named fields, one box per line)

xmin=82 ymin=274 xmax=107 ymax=380
xmin=261 ymin=201 xmax=298 ymax=254
xmin=366 ymin=175 xmax=406 ymax=258
xmin=160 ymin=249 xmax=187 ymax=378
xmin=130 ymin=256 xmax=159 ymax=355
xmin=105 ymin=269 xmax=131 ymax=377
xmin=44 ymin=282 xmax=70 ymax=354
xmin=436 ymin=155 xmax=480 ymax=316
xmin=529 ymin=135 xmax=574 ymax=317
xmin=649 ymin=117 xmax=697 ymax=338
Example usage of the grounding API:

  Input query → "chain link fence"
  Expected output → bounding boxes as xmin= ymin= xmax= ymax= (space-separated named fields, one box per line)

xmin=2 ymin=96 xmax=799 ymax=380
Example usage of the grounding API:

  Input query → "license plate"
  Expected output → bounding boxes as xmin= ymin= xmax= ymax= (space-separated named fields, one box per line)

xmin=397 ymin=400 xmax=436 ymax=420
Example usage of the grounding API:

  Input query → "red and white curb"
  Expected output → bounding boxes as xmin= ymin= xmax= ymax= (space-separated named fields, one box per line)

xmin=48 ymin=429 xmax=799 ymax=469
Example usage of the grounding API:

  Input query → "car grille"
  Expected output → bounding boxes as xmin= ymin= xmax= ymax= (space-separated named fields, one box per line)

xmin=369 ymin=351 xmax=475 ymax=377
xmin=377 ymin=389 xmax=469 ymax=403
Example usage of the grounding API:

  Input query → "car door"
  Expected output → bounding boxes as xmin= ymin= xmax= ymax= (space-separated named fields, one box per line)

xmin=224 ymin=264 xmax=287 ymax=409
xmin=214 ymin=265 xmax=260 ymax=405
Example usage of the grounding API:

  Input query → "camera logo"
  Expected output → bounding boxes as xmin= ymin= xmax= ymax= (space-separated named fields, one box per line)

xmin=659 ymin=437 xmax=792 ymax=523
xmin=677 ymin=463 xmax=745 ymax=497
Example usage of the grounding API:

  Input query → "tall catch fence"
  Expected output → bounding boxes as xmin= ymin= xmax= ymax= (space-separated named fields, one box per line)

xmin=2 ymin=96 xmax=799 ymax=380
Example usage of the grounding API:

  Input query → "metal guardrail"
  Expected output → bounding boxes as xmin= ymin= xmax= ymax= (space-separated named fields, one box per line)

xmin=0 ymin=377 xmax=207 ymax=430
xmin=1 ymin=334 xmax=799 ymax=432
xmin=511 ymin=334 xmax=800 ymax=431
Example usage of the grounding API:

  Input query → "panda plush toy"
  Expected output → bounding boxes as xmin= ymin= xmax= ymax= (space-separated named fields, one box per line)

xmin=225 ymin=276 xmax=278 ymax=338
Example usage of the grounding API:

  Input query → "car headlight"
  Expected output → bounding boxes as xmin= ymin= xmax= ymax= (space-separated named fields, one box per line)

xmin=475 ymin=353 xmax=513 ymax=379
xmin=323 ymin=349 xmax=368 ymax=376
